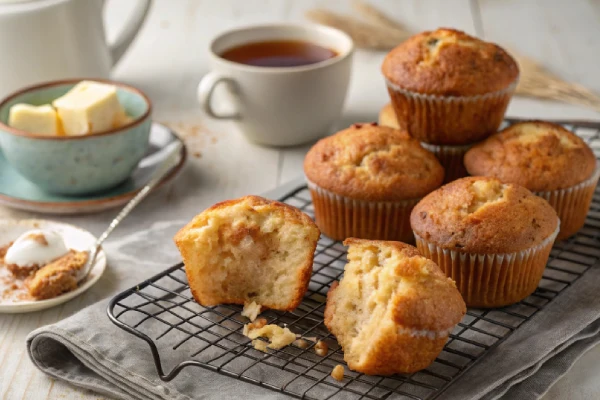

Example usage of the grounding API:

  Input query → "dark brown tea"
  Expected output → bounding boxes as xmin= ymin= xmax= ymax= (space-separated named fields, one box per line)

xmin=220 ymin=40 xmax=338 ymax=67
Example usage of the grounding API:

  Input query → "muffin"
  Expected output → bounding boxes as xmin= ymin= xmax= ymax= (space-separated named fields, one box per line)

xmin=174 ymin=195 xmax=320 ymax=311
xmin=382 ymin=28 xmax=519 ymax=145
xmin=379 ymin=102 xmax=471 ymax=183
xmin=411 ymin=177 xmax=559 ymax=308
xmin=378 ymin=103 xmax=400 ymax=129
xmin=464 ymin=121 xmax=599 ymax=239
xmin=324 ymin=238 xmax=466 ymax=375
xmin=304 ymin=123 xmax=444 ymax=242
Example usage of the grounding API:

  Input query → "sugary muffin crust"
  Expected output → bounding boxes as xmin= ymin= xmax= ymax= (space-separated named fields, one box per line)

xmin=382 ymin=28 xmax=519 ymax=96
xmin=324 ymin=238 xmax=465 ymax=375
xmin=464 ymin=121 xmax=597 ymax=191
xmin=411 ymin=177 xmax=559 ymax=253
xmin=304 ymin=123 xmax=444 ymax=201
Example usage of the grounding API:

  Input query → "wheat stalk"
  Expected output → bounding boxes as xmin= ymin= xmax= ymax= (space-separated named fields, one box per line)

xmin=306 ymin=1 xmax=600 ymax=113
xmin=306 ymin=9 xmax=406 ymax=49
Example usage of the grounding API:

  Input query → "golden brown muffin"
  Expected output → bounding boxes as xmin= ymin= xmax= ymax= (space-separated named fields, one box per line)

xmin=25 ymin=250 xmax=88 ymax=300
xmin=378 ymin=103 xmax=400 ymax=129
xmin=174 ymin=195 xmax=320 ymax=311
xmin=464 ymin=121 xmax=599 ymax=239
xmin=304 ymin=123 xmax=444 ymax=241
xmin=382 ymin=28 xmax=518 ymax=145
xmin=411 ymin=177 xmax=559 ymax=307
xmin=324 ymin=238 xmax=465 ymax=375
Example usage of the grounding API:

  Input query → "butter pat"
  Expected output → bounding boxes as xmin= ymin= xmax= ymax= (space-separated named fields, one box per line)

xmin=52 ymin=81 xmax=126 ymax=136
xmin=8 ymin=104 xmax=62 ymax=135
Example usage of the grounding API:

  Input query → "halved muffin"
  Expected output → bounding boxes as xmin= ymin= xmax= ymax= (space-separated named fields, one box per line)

xmin=324 ymin=238 xmax=465 ymax=375
xmin=174 ymin=195 xmax=320 ymax=311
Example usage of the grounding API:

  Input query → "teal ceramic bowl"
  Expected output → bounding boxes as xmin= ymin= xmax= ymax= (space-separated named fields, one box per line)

xmin=0 ymin=79 xmax=152 ymax=195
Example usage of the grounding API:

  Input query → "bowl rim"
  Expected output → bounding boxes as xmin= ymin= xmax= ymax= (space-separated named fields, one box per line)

xmin=0 ymin=78 xmax=152 ymax=140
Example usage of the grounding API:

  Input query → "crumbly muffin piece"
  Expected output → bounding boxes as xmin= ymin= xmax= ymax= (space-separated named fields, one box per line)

xmin=382 ymin=28 xmax=518 ymax=96
xmin=378 ymin=103 xmax=399 ymax=129
xmin=325 ymin=238 xmax=465 ymax=375
xmin=25 ymin=250 xmax=88 ymax=300
xmin=304 ymin=123 xmax=444 ymax=201
xmin=174 ymin=195 xmax=320 ymax=311
xmin=464 ymin=121 xmax=597 ymax=191
xmin=411 ymin=177 xmax=559 ymax=253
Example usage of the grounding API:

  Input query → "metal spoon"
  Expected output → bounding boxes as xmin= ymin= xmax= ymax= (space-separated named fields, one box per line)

xmin=76 ymin=139 xmax=184 ymax=284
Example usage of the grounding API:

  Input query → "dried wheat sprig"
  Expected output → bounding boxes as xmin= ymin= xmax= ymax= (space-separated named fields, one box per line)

xmin=306 ymin=2 xmax=600 ymax=113
xmin=305 ymin=9 xmax=406 ymax=49
xmin=352 ymin=0 xmax=408 ymax=33
xmin=514 ymin=54 xmax=600 ymax=112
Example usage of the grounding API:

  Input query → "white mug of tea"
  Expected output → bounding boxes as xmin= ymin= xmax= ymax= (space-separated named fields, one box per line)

xmin=198 ymin=24 xmax=354 ymax=147
xmin=0 ymin=0 xmax=152 ymax=98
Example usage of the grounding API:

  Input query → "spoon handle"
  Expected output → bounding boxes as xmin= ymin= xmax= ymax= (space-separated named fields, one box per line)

xmin=95 ymin=140 xmax=184 ymax=250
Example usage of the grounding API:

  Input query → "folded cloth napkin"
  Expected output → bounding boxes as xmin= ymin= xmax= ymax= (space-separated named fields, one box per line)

xmin=26 ymin=179 xmax=600 ymax=400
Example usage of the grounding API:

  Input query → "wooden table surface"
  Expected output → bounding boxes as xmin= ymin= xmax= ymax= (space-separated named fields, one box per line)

xmin=2 ymin=0 xmax=600 ymax=399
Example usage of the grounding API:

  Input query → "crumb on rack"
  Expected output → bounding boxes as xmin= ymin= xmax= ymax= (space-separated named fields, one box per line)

xmin=244 ymin=323 xmax=296 ymax=350
xmin=315 ymin=340 xmax=328 ymax=356
xmin=241 ymin=301 xmax=262 ymax=321
xmin=252 ymin=340 xmax=268 ymax=352
xmin=293 ymin=338 xmax=310 ymax=349
xmin=331 ymin=365 xmax=345 ymax=381
xmin=242 ymin=318 xmax=267 ymax=336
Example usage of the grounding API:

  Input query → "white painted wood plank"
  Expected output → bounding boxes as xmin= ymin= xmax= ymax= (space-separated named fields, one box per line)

xmin=476 ymin=0 xmax=600 ymax=121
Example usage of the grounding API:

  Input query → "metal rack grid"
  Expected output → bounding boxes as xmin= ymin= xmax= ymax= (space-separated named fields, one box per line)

xmin=108 ymin=119 xmax=600 ymax=400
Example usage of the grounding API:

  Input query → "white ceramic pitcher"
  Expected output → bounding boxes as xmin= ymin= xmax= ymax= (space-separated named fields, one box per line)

xmin=0 ymin=0 xmax=152 ymax=97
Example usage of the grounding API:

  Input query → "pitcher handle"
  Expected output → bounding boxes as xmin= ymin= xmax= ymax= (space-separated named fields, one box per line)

xmin=106 ymin=0 xmax=153 ymax=65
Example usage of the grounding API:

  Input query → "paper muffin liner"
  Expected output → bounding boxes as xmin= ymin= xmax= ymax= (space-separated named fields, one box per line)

xmin=385 ymin=79 xmax=518 ymax=145
xmin=307 ymin=179 xmax=420 ymax=242
xmin=535 ymin=162 xmax=600 ymax=240
xmin=421 ymin=142 xmax=472 ymax=183
xmin=414 ymin=225 xmax=559 ymax=308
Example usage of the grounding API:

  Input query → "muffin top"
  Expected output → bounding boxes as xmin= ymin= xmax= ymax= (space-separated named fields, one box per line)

xmin=378 ymin=103 xmax=399 ymax=129
xmin=304 ymin=123 xmax=444 ymax=201
xmin=464 ymin=121 xmax=597 ymax=191
xmin=410 ymin=177 xmax=559 ymax=253
xmin=382 ymin=28 xmax=519 ymax=96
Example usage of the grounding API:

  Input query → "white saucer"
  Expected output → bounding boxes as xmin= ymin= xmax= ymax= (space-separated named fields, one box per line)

xmin=0 ymin=219 xmax=106 ymax=313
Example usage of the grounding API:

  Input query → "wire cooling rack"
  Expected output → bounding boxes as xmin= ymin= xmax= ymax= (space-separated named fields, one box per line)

xmin=108 ymin=118 xmax=600 ymax=400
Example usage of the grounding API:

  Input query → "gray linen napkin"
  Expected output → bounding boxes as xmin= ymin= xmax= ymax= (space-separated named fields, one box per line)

xmin=26 ymin=179 xmax=600 ymax=400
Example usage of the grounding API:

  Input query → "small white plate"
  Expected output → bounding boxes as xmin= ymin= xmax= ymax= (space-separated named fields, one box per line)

xmin=0 ymin=219 xmax=106 ymax=313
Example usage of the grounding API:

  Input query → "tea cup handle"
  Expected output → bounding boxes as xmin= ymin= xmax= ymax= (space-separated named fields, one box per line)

xmin=197 ymin=72 xmax=241 ymax=120
xmin=106 ymin=0 xmax=153 ymax=65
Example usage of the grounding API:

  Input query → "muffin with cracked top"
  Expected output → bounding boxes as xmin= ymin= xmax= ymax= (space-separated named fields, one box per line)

xmin=325 ymin=238 xmax=465 ymax=375
xmin=411 ymin=177 xmax=559 ymax=307
xmin=464 ymin=121 xmax=599 ymax=239
xmin=304 ymin=123 xmax=444 ymax=242
xmin=382 ymin=28 xmax=518 ymax=146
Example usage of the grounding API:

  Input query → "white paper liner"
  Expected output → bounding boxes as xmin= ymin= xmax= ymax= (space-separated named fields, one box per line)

xmin=385 ymin=79 xmax=518 ymax=145
xmin=306 ymin=179 xmax=420 ymax=242
xmin=535 ymin=162 xmax=600 ymax=240
xmin=414 ymin=225 xmax=560 ymax=308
